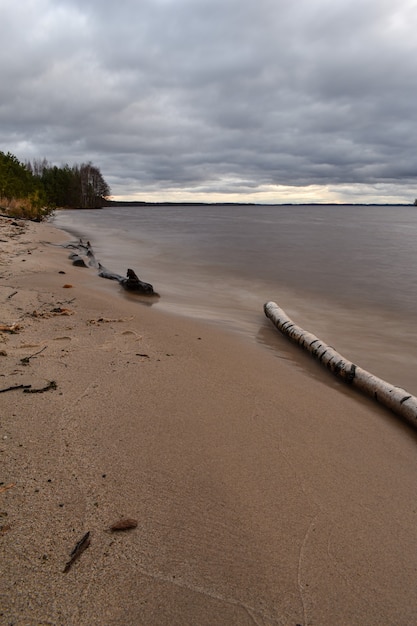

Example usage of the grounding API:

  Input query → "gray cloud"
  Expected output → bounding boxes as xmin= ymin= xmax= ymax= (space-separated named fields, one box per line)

xmin=1 ymin=0 xmax=417 ymax=202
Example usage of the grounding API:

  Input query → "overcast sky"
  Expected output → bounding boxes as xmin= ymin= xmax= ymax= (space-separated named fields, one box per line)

xmin=1 ymin=0 xmax=417 ymax=203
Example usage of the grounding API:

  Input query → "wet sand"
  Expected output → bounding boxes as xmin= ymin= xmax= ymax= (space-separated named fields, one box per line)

xmin=1 ymin=216 xmax=417 ymax=625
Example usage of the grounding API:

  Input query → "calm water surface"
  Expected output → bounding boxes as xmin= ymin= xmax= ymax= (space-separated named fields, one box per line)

xmin=53 ymin=205 xmax=417 ymax=396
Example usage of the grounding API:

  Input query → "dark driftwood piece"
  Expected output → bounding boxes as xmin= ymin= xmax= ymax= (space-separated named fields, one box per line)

xmin=0 ymin=384 xmax=31 ymax=393
xmin=60 ymin=239 xmax=158 ymax=296
xmin=98 ymin=265 xmax=157 ymax=295
xmin=63 ymin=531 xmax=91 ymax=573
xmin=23 ymin=380 xmax=57 ymax=394
xmin=68 ymin=253 xmax=88 ymax=267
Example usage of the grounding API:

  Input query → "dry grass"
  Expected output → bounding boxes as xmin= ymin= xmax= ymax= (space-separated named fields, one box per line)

xmin=0 ymin=196 xmax=53 ymax=221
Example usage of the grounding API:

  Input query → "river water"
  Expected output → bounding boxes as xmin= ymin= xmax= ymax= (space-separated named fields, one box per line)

xmin=53 ymin=204 xmax=417 ymax=396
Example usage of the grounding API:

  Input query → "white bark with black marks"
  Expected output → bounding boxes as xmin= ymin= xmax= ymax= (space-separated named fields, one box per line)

xmin=264 ymin=301 xmax=417 ymax=427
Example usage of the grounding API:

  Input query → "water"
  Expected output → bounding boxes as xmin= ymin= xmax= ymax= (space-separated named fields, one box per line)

xmin=53 ymin=204 xmax=417 ymax=396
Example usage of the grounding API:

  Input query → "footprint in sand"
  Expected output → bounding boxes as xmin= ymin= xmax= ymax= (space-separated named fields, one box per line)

xmin=121 ymin=330 xmax=141 ymax=338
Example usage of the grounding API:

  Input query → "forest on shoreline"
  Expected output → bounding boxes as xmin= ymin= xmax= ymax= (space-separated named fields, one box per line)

xmin=1 ymin=150 xmax=415 ymax=220
xmin=0 ymin=150 xmax=110 ymax=220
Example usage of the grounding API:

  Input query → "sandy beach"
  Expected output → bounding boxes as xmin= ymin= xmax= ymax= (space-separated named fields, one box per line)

xmin=1 ymin=216 xmax=417 ymax=626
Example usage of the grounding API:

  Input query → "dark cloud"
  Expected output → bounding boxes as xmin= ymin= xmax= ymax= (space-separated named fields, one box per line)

xmin=1 ymin=0 xmax=417 ymax=202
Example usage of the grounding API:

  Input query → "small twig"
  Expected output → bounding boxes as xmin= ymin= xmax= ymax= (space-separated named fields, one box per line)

xmin=0 ymin=322 xmax=21 ymax=333
xmin=7 ymin=291 xmax=18 ymax=300
xmin=23 ymin=380 xmax=57 ymax=394
xmin=20 ymin=345 xmax=47 ymax=365
xmin=63 ymin=531 xmax=91 ymax=573
xmin=0 ymin=384 xmax=31 ymax=393
xmin=0 ymin=483 xmax=15 ymax=494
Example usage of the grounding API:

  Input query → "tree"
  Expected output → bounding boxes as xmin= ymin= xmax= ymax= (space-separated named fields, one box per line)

xmin=79 ymin=162 xmax=111 ymax=208
xmin=0 ymin=151 xmax=33 ymax=199
xmin=0 ymin=150 xmax=111 ymax=217
xmin=38 ymin=161 xmax=110 ymax=208
xmin=40 ymin=164 xmax=76 ymax=208
xmin=0 ymin=151 xmax=48 ymax=219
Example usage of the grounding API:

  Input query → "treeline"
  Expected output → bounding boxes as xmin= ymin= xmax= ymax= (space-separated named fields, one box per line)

xmin=0 ymin=150 xmax=111 ymax=220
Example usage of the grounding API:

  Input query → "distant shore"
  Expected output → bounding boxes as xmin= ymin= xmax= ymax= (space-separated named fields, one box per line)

xmin=101 ymin=200 xmax=414 ymax=207
xmin=1 ymin=215 xmax=417 ymax=625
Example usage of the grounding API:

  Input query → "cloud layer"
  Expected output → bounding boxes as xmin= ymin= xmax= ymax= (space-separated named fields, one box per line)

xmin=2 ymin=0 xmax=417 ymax=202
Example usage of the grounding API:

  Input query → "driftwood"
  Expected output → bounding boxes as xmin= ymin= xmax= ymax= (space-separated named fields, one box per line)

xmin=0 ymin=381 xmax=56 ymax=393
xmin=98 ymin=265 xmax=157 ymax=295
xmin=0 ymin=384 xmax=31 ymax=393
xmin=68 ymin=253 xmax=88 ymax=267
xmin=66 ymin=240 xmax=97 ymax=268
xmin=264 ymin=301 xmax=417 ymax=428
xmin=23 ymin=380 xmax=57 ymax=394
xmin=60 ymin=239 xmax=158 ymax=296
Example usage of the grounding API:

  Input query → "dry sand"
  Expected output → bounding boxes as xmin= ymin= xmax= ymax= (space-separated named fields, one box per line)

xmin=1 ymin=216 xmax=417 ymax=626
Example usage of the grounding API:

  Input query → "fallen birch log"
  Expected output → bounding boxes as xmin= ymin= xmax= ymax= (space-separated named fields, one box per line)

xmin=264 ymin=301 xmax=417 ymax=428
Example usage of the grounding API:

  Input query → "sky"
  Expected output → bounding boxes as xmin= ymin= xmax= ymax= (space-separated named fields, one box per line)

xmin=1 ymin=0 xmax=417 ymax=204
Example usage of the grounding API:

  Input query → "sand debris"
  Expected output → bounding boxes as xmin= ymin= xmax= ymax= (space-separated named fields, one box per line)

xmin=63 ymin=531 xmax=91 ymax=573
xmin=0 ymin=523 xmax=11 ymax=533
xmin=0 ymin=384 xmax=32 ymax=393
xmin=50 ymin=307 xmax=74 ymax=315
xmin=0 ymin=381 xmax=56 ymax=393
xmin=20 ymin=345 xmax=47 ymax=365
xmin=0 ymin=483 xmax=16 ymax=494
xmin=109 ymin=518 xmax=138 ymax=531
xmin=23 ymin=380 xmax=57 ymax=394
xmin=0 ymin=322 xmax=21 ymax=333
xmin=87 ymin=316 xmax=133 ymax=325
xmin=31 ymin=307 xmax=75 ymax=318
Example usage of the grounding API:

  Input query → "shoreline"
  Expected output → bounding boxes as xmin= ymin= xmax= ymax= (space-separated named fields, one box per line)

xmin=1 ymin=217 xmax=417 ymax=625
xmin=52 ymin=205 xmax=417 ymax=401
